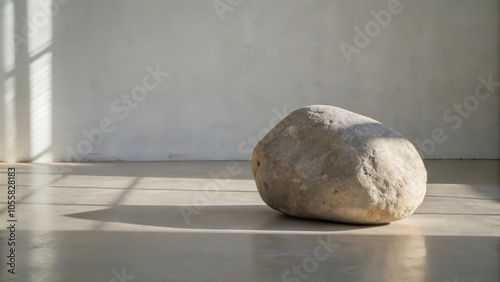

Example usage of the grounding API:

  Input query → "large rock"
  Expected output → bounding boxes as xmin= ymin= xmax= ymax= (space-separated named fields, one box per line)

xmin=252 ymin=105 xmax=427 ymax=224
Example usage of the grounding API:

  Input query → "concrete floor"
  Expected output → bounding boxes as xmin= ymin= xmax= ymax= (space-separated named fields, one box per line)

xmin=0 ymin=160 xmax=498 ymax=282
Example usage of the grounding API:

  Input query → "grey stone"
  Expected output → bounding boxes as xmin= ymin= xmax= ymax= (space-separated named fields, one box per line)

xmin=252 ymin=105 xmax=427 ymax=224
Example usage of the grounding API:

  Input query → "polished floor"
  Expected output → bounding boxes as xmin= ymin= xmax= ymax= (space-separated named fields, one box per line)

xmin=0 ymin=160 xmax=499 ymax=282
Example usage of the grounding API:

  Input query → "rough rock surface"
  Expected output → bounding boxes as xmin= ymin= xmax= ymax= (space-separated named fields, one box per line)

xmin=252 ymin=105 xmax=427 ymax=224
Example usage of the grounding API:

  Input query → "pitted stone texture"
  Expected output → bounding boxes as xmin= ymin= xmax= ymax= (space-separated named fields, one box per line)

xmin=252 ymin=105 xmax=427 ymax=224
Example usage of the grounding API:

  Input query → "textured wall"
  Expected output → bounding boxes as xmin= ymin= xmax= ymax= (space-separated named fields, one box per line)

xmin=0 ymin=0 xmax=498 ymax=161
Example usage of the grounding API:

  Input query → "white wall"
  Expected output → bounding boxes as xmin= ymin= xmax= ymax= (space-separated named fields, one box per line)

xmin=1 ymin=0 xmax=499 ymax=161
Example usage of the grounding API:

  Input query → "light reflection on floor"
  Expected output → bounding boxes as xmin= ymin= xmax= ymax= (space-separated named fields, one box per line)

xmin=0 ymin=160 xmax=498 ymax=282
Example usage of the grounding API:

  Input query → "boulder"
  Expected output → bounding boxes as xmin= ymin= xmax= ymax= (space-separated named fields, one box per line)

xmin=252 ymin=105 xmax=427 ymax=224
